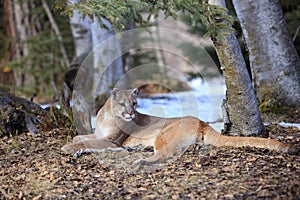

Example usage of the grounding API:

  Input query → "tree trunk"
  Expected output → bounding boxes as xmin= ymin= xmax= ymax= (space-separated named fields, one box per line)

xmin=208 ymin=0 xmax=264 ymax=136
xmin=0 ymin=0 xmax=15 ymax=87
xmin=69 ymin=2 xmax=124 ymax=96
xmin=149 ymin=16 xmax=167 ymax=77
xmin=11 ymin=0 xmax=31 ymax=87
xmin=69 ymin=1 xmax=93 ymax=58
xmin=2 ymin=0 xmax=68 ymax=99
xmin=68 ymin=3 xmax=125 ymax=133
xmin=232 ymin=0 xmax=300 ymax=106
xmin=91 ymin=17 xmax=124 ymax=96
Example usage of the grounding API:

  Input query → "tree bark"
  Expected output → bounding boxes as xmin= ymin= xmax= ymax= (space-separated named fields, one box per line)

xmin=149 ymin=16 xmax=167 ymax=77
xmin=12 ymin=0 xmax=30 ymax=87
xmin=0 ymin=0 xmax=15 ymax=87
xmin=208 ymin=0 xmax=264 ymax=136
xmin=69 ymin=1 xmax=124 ymax=96
xmin=69 ymin=1 xmax=93 ymax=58
xmin=232 ymin=0 xmax=300 ymax=106
xmin=3 ymin=0 xmax=44 ymax=90
xmin=91 ymin=17 xmax=124 ymax=96
xmin=68 ymin=2 xmax=125 ymax=133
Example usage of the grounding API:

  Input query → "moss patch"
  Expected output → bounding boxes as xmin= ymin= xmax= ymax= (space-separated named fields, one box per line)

xmin=261 ymin=102 xmax=300 ymax=123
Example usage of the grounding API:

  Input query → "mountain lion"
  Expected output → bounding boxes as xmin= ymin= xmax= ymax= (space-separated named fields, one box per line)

xmin=61 ymin=88 xmax=298 ymax=163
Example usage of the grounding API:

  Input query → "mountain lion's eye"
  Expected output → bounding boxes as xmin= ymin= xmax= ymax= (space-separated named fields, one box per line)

xmin=132 ymin=102 xmax=137 ymax=106
xmin=119 ymin=103 xmax=125 ymax=106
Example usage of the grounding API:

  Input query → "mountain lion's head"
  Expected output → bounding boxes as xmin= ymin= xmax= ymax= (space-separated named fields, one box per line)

xmin=111 ymin=88 xmax=138 ymax=121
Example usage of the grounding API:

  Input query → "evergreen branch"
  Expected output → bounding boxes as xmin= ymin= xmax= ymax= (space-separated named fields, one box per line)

xmin=55 ymin=0 xmax=234 ymax=38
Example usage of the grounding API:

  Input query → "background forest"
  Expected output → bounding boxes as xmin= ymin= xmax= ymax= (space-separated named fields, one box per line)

xmin=0 ymin=0 xmax=299 ymax=102
xmin=0 ymin=0 xmax=74 ymax=101
xmin=0 ymin=1 xmax=300 ymax=199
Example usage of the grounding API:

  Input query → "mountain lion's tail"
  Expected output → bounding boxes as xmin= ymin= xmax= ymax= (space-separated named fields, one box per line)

xmin=202 ymin=126 xmax=299 ymax=154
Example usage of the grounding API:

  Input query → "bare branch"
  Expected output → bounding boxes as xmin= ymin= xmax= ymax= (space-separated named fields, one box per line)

xmin=42 ymin=0 xmax=70 ymax=68
xmin=292 ymin=25 xmax=300 ymax=42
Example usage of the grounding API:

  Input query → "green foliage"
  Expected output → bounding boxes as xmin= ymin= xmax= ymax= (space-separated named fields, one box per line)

xmin=280 ymin=0 xmax=300 ymax=55
xmin=131 ymin=50 xmax=157 ymax=69
xmin=177 ymin=42 xmax=221 ymax=75
xmin=179 ymin=0 xmax=251 ymax=79
xmin=54 ymin=0 xmax=235 ymax=82
xmin=5 ymin=0 xmax=74 ymax=99
xmin=56 ymin=0 xmax=234 ymax=41
xmin=126 ymin=29 xmax=158 ymax=68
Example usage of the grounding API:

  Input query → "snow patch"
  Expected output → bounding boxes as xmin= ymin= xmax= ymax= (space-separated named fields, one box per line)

xmin=279 ymin=122 xmax=300 ymax=130
xmin=137 ymin=78 xmax=226 ymax=123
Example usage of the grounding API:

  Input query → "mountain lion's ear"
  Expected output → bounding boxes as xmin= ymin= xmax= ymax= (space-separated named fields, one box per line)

xmin=112 ymin=88 xmax=120 ymax=98
xmin=132 ymin=88 xmax=138 ymax=98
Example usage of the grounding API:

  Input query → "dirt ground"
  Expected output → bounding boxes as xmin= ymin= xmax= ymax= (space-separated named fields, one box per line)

xmin=0 ymin=124 xmax=300 ymax=199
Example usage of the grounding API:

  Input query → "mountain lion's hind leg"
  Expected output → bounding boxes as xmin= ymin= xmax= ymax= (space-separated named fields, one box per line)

xmin=135 ymin=138 xmax=180 ymax=164
xmin=135 ymin=118 xmax=199 ymax=165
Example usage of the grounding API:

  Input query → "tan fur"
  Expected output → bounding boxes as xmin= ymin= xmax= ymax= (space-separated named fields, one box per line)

xmin=62 ymin=88 xmax=294 ymax=164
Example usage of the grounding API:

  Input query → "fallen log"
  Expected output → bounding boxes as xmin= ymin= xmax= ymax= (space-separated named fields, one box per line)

xmin=0 ymin=90 xmax=71 ymax=137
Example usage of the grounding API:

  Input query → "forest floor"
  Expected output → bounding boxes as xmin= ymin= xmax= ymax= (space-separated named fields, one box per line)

xmin=0 ymin=122 xmax=300 ymax=199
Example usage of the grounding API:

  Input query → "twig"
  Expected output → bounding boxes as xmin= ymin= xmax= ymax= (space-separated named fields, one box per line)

xmin=292 ymin=25 xmax=300 ymax=42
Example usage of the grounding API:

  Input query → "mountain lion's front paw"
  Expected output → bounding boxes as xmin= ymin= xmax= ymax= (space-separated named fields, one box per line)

xmin=61 ymin=144 xmax=77 ymax=154
xmin=73 ymin=135 xmax=85 ymax=143
xmin=129 ymin=159 xmax=147 ymax=171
